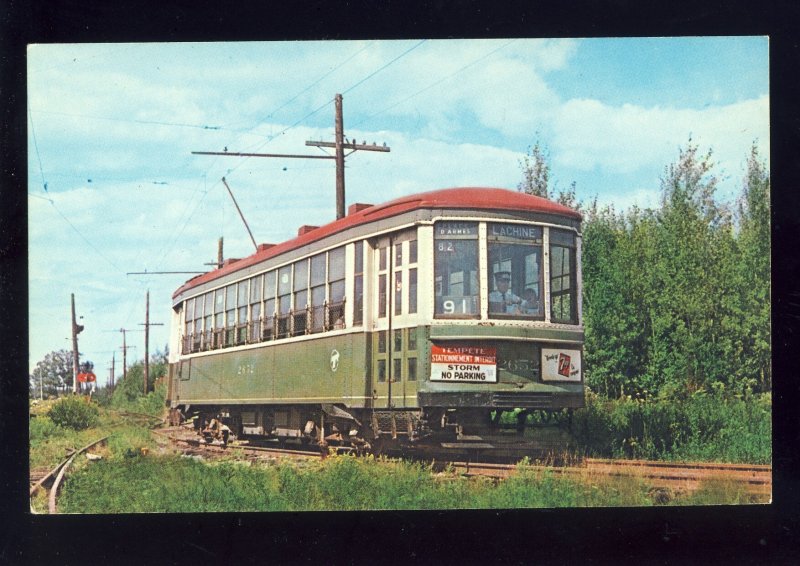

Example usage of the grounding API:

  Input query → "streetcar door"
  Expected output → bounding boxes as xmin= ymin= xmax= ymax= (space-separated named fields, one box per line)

xmin=372 ymin=239 xmax=393 ymax=408
xmin=371 ymin=232 xmax=418 ymax=409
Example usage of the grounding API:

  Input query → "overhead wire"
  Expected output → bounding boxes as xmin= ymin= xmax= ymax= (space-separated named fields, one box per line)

xmin=342 ymin=40 xmax=427 ymax=96
xmin=150 ymin=43 xmax=381 ymax=268
xmin=350 ymin=38 xmax=518 ymax=129
xmin=28 ymin=109 xmax=223 ymax=132
xmin=28 ymin=108 xmax=125 ymax=273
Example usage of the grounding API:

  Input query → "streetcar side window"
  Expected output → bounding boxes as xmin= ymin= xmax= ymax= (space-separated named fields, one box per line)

xmin=293 ymin=259 xmax=309 ymax=336
xmin=487 ymin=223 xmax=544 ymax=319
xmin=183 ymin=298 xmax=194 ymax=353
xmin=434 ymin=222 xmax=479 ymax=317
xmin=264 ymin=271 xmax=276 ymax=339
xmin=277 ymin=266 xmax=291 ymax=339
xmin=249 ymin=275 xmax=262 ymax=343
xmin=225 ymin=283 xmax=236 ymax=346
xmin=203 ymin=292 xmax=213 ymax=349
xmin=353 ymin=241 xmax=364 ymax=325
xmin=550 ymin=229 xmax=577 ymax=324
xmin=237 ymin=280 xmax=249 ymax=344
xmin=328 ymin=247 xmax=346 ymax=329
xmin=310 ymin=253 xmax=326 ymax=332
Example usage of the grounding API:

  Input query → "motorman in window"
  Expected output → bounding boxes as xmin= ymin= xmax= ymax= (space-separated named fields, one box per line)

xmin=520 ymin=287 xmax=541 ymax=316
xmin=489 ymin=271 xmax=521 ymax=314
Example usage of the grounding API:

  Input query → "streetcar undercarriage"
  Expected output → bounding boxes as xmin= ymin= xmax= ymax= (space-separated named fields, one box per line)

xmin=171 ymin=403 xmax=573 ymax=459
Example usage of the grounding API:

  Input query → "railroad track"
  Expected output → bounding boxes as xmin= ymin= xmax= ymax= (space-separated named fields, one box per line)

xmin=450 ymin=457 xmax=772 ymax=498
xmin=151 ymin=426 xmax=323 ymax=461
xmin=154 ymin=427 xmax=771 ymax=500
xmin=29 ymin=436 xmax=110 ymax=514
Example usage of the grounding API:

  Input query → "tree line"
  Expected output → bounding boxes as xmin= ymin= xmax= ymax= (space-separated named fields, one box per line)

xmin=31 ymin=139 xmax=770 ymax=405
xmin=29 ymin=347 xmax=168 ymax=402
xmin=520 ymin=139 xmax=771 ymax=400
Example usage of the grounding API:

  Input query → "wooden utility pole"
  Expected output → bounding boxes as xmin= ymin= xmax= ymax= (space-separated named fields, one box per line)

xmin=70 ymin=293 xmax=83 ymax=394
xmin=193 ymin=93 xmax=390 ymax=221
xmin=334 ymin=93 xmax=345 ymax=219
xmin=306 ymin=93 xmax=391 ymax=219
xmin=110 ymin=352 xmax=116 ymax=390
xmin=118 ymin=328 xmax=139 ymax=383
xmin=203 ymin=237 xmax=224 ymax=270
xmin=139 ymin=290 xmax=164 ymax=395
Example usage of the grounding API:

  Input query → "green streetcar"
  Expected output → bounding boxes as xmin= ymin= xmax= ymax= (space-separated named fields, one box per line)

xmin=167 ymin=187 xmax=584 ymax=454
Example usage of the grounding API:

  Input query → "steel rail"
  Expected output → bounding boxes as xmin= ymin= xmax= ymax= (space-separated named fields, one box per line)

xmin=150 ymin=428 xmax=772 ymax=497
xmin=32 ymin=436 xmax=110 ymax=514
xmin=152 ymin=427 xmax=323 ymax=459
xmin=450 ymin=457 xmax=772 ymax=496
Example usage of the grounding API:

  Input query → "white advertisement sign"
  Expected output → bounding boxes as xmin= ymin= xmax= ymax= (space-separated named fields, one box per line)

xmin=430 ymin=345 xmax=497 ymax=383
xmin=541 ymin=348 xmax=582 ymax=382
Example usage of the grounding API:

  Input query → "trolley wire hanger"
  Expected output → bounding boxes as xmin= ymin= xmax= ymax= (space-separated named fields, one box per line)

xmin=192 ymin=93 xmax=390 ymax=220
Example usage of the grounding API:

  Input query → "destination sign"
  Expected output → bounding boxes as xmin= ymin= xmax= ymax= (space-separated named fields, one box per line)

xmin=435 ymin=222 xmax=477 ymax=238
xmin=430 ymin=344 xmax=497 ymax=382
xmin=489 ymin=223 xmax=542 ymax=242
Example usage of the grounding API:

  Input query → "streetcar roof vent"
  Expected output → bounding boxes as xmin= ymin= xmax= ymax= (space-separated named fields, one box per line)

xmin=348 ymin=203 xmax=373 ymax=215
xmin=222 ymin=258 xmax=241 ymax=267
xmin=297 ymin=225 xmax=320 ymax=236
xmin=257 ymin=243 xmax=276 ymax=252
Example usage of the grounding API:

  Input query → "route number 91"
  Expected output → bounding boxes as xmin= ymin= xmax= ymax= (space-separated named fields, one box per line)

xmin=443 ymin=298 xmax=472 ymax=314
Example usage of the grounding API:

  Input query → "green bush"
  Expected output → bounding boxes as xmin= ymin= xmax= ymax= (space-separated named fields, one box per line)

xmin=571 ymin=391 xmax=771 ymax=464
xmin=29 ymin=415 xmax=63 ymax=443
xmin=48 ymin=395 xmax=100 ymax=430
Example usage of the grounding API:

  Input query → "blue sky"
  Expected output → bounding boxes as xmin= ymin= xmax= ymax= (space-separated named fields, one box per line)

xmin=27 ymin=38 xmax=769 ymax=385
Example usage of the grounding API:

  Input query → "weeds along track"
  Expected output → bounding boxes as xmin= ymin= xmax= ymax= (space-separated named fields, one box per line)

xmin=153 ymin=427 xmax=771 ymax=499
xmin=450 ymin=458 xmax=771 ymax=498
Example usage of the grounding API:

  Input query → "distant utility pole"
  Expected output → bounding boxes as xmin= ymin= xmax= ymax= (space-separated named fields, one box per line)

xmin=139 ymin=290 xmax=164 ymax=395
xmin=70 ymin=293 xmax=84 ymax=394
xmin=203 ymin=237 xmax=224 ymax=270
xmin=193 ymin=93 xmax=390 ymax=221
xmin=113 ymin=327 xmax=141 ymax=383
xmin=109 ymin=352 xmax=116 ymax=390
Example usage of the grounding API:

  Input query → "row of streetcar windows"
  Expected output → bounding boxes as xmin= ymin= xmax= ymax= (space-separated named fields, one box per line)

xmin=181 ymin=222 xmax=578 ymax=354
xmin=182 ymin=244 xmax=356 ymax=354
xmin=434 ymin=221 xmax=577 ymax=323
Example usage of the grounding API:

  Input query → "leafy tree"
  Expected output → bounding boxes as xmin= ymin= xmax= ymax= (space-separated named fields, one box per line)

xmin=651 ymin=139 xmax=747 ymax=395
xmin=110 ymin=346 xmax=169 ymax=407
xmin=29 ymin=350 xmax=73 ymax=399
xmin=735 ymin=144 xmax=771 ymax=392
xmin=518 ymin=139 xmax=551 ymax=198
xmin=523 ymin=136 xmax=770 ymax=402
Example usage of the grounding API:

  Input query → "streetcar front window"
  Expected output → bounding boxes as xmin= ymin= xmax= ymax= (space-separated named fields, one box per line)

xmin=487 ymin=223 xmax=543 ymax=319
xmin=550 ymin=229 xmax=577 ymax=324
xmin=434 ymin=221 xmax=479 ymax=318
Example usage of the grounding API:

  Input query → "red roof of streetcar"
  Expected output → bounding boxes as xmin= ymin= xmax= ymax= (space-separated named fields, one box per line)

xmin=174 ymin=187 xmax=581 ymax=297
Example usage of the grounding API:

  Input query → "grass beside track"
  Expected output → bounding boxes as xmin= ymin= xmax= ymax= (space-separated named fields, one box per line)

xmin=58 ymin=451 xmax=766 ymax=513
xmin=32 ymin=393 xmax=771 ymax=513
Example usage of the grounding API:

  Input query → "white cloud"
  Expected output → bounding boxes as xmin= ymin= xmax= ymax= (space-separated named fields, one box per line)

xmin=551 ymin=95 xmax=769 ymax=183
xmin=26 ymin=39 xmax=768 ymax=379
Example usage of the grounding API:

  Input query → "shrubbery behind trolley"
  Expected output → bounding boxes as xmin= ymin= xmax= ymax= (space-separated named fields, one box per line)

xmin=167 ymin=187 xmax=584 ymax=453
